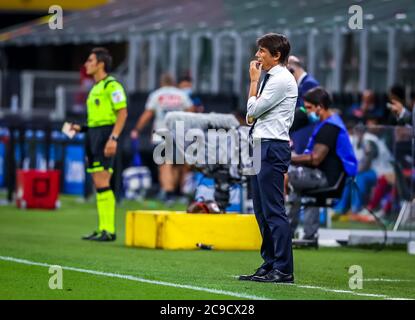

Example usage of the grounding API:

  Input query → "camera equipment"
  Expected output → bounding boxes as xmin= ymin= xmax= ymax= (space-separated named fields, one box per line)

xmin=160 ymin=111 xmax=252 ymax=211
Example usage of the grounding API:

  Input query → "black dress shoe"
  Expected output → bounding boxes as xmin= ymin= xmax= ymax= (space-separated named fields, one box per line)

xmin=238 ymin=267 xmax=270 ymax=281
xmin=252 ymin=269 xmax=294 ymax=283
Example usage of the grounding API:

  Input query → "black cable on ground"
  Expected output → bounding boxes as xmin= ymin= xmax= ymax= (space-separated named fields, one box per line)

xmin=351 ymin=179 xmax=387 ymax=251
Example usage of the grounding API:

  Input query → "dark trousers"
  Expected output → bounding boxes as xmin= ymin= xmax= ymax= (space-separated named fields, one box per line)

xmin=287 ymin=166 xmax=328 ymax=239
xmin=251 ymin=140 xmax=293 ymax=275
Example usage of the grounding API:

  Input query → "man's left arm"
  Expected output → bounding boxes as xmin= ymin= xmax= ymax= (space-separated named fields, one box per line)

xmin=105 ymin=108 xmax=128 ymax=157
xmin=291 ymin=143 xmax=329 ymax=167
xmin=105 ymin=83 xmax=128 ymax=157
xmin=292 ymin=124 xmax=339 ymax=166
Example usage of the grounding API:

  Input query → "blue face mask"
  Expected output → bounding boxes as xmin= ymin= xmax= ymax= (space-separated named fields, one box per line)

xmin=182 ymin=88 xmax=193 ymax=96
xmin=308 ymin=111 xmax=320 ymax=123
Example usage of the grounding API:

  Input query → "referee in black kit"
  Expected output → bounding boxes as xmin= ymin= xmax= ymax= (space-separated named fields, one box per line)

xmin=239 ymin=34 xmax=297 ymax=283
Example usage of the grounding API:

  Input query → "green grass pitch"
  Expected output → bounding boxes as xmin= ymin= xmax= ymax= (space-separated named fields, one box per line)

xmin=0 ymin=195 xmax=414 ymax=300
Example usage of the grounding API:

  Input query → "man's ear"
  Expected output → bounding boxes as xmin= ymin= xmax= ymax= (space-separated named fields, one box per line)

xmin=97 ymin=61 xmax=105 ymax=71
xmin=273 ymin=52 xmax=281 ymax=62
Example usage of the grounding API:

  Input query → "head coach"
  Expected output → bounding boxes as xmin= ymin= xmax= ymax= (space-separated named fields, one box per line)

xmin=240 ymin=33 xmax=297 ymax=283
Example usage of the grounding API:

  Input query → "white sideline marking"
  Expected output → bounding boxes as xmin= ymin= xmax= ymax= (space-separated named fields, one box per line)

xmin=296 ymin=285 xmax=389 ymax=299
xmin=364 ymin=278 xmax=415 ymax=282
xmin=0 ymin=256 xmax=268 ymax=300
xmin=229 ymin=275 xmax=413 ymax=300
xmin=1 ymin=256 xmax=413 ymax=300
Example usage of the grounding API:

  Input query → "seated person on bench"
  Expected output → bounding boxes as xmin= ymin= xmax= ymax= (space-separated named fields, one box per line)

xmin=288 ymin=87 xmax=358 ymax=241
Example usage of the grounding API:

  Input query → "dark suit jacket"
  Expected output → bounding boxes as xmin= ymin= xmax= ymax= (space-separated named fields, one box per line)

xmin=399 ymin=108 xmax=412 ymax=126
xmin=387 ymin=107 xmax=412 ymax=126
xmin=297 ymin=74 xmax=320 ymax=108
xmin=290 ymin=74 xmax=320 ymax=153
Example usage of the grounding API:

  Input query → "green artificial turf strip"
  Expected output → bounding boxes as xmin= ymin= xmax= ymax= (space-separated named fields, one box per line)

xmin=0 ymin=195 xmax=414 ymax=300
xmin=0 ymin=260 xmax=236 ymax=300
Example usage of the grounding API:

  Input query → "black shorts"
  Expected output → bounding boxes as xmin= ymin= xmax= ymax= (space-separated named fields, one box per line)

xmin=85 ymin=125 xmax=114 ymax=173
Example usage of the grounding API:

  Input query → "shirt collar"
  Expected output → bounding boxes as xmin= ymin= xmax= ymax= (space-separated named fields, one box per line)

xmin=297 ymin=72 xmax=308 ymax=85
xmin=267 ymin=64 xmax=285 ymax=76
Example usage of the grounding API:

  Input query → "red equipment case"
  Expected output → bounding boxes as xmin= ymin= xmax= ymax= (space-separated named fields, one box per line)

xmin=16 ymin=170 xmax=60 ymax=209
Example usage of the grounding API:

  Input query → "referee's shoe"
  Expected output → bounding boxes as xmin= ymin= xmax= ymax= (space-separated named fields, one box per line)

xmin=81 ymin=231 xmax=99 ymax=240
xmin=82 ymin=230 xmax=116 ymax=242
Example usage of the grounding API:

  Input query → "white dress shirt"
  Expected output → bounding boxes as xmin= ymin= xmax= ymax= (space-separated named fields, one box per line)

xmin=246 ymin=64 xmax=298 ymax=141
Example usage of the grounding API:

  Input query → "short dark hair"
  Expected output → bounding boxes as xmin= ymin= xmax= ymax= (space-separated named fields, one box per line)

xmin=91 ymin=47 xmax=112 ymax=73
xmin=178 ymin=75 xmax=192 ymax=83
xmin=303 ymin=87 xmax=332 ymax=110
xmin=389 ymin=84 xmax=405 ymax=103
xmin=160 ymin=73 xmax=175 ymax=86
xmin=257 ymin=33 xmax=291 ymax=65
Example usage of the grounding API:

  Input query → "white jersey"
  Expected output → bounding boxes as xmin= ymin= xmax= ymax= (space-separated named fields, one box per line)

xmin=145 ymin=86 xmax=193 ymax=143
xmin=351 ymin=132 xmax=394 ymax=176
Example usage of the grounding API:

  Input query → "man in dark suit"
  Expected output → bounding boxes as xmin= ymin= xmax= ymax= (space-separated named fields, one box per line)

xmin=387 ymin=84 xmax=412 ymax=126
xmin=288 ymin=56 xmax=320 ymax=154
xmin=288 ymin=55 xmax=320 ymax=108
xmin=239 ymin=33 xmax=297 ymax=284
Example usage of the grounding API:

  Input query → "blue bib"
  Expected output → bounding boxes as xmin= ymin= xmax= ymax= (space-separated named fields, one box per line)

xmin=304 ymin=114 xmax=358 ymax=177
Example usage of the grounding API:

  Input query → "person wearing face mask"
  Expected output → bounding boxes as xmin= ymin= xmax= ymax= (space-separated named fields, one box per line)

xmin=178 ymin=75 xmax=204 ymax=113
xmin=287 ymin=87 xmax=358 ymax=243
